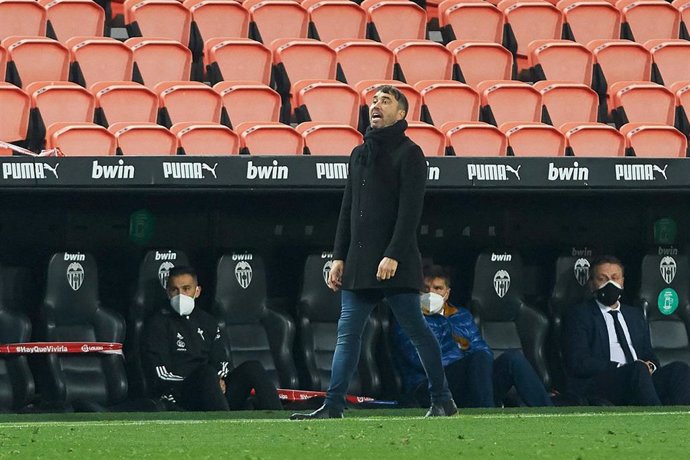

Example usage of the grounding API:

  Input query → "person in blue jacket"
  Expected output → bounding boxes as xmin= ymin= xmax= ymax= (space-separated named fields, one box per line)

xmin=393 ymin=265 xmax=553 ymax=408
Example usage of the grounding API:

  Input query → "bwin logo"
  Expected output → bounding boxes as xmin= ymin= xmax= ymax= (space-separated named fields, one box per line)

xmin=92 ymin=159 xmax=135 ymax=179
xmin=426 ymin=161 xmax=440 ymax=181
xmin=548 ymin=162 xmax=589 ymax=181
xmin=658 ymin=247 xmax=678 ymax=256
xmin=493 ymin=270 xmax=511 ymax=298
xmin=66 ymin=262 xmax=85 ymax=291
xmin=316 ymin=162 xmax=348 ymax=180
xmin=64 ymin=253 xmax=85 ymax=262
xmin=235 ymin=261 xmax=253 ymax=289
xmin=155 ymin=251 xmax=177 ymax=261
xmin=322 ymin=260 xmax=333 ymax=286
xmin=574 ymin=258 xmax=590 ymax=287
xmin=467 ymin=164 xmax=521 ymax=181
xmin=246 ymin=160 xmax=288 ymax=180
xmin=491 ymin=253 xmax=512 ymax=262
xmin=2 ymin=162 xmax=59 ymax=179
xmin=162 ymin=162 xmax=218 ymax=179
xmin=321 ymin=252 xmax=333 ymax=259
xmin=660 ymin=256 xmax=677 ymax=284
xmin=615 ymin=164 xmax=668 ymax=181
xmin=158 ymin=261 xmax=175 ymax=288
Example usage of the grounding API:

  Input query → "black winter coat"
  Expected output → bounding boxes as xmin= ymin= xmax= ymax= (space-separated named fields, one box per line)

xmin=333 ymin=120 xmax=426 ymax=291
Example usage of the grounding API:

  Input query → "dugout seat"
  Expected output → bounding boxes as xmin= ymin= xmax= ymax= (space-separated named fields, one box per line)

xmin=205 ymin=38 xmax=272 ymax=86
xmin=213 ymin=252 xmax=299 ymax=389
xmin=501 ymin=122 xmax=566 ymax=157
xmin=528 ymin=40 xmax=593 ymax=85
xmin=560 ymin=122 xmax=626 ymax=157
xmin=305 ymin=0 xmax=367 ymax=42
xmin=406 ymin=122 xmax=447 ymax=157
xmin=292 ymin=80 xmax=359 ymax=127
xmin=637 ymin=252 xmax=690 ymax=366
xmin=171 ymin=122 xmax=240 ymax=155
xmin=558 ymin=0 xmax=621 ymax=46
xmin=477 ymin=80 xmax=542 ymax=128
xmin=329 ymin=39 xmax=394 ymax=86
xmin=36 ymin=252 xmax=127 ymax=407
xmin=234 ymin=122 xmax=304 ymax=155
xmin=416 ymin=80 xmax=480 ymax=128
xmin=91 ymin=81 xmax=158 ymax=127
xmin=66 ymin=37 xmax=133 ymax=89
xmin=363 ymin=0 xmax=427 ymax=44
xmin=296 ymin=122 xmax=363 ymax=155
xmin=620 ymin=123 xmax=687 ymax=158
xmin=155 ymin=81 xmax=223 ymax=128
xmin=387 ymin=39 xmax=454 ymax=86
xmin=446 ymin=40 xmax=513 ymax=89
xmin=0 ymin=0 xmax=47 ymax=41
xmin=45 ymin=122 xmax=117 ymax=156
xmin=126 ymin=38 xmax=192 ymax=89
xmin=245 ymin=0 xmax=309 ymax=45
xmin=2 ymin=36 xmax=70 ymax=90
xmin=108 ymin=122 xmax=178 ymax=156
xmin=442 ymin=121 xmax=507 ymax=156
xmin=470 ymin=251 xmax=551 ymax=389
xmin=438 ymin=0 xmax=505 ymax=44
xmin=645 ymin=39 xmax=690 ymax=89
xmin=534 ymin=81 xmax=598 ymax=129
xmin=610 ymin=81 xmax=675 ymax=128
xmin=214 ymin=81 xmax=280 ymax=128
xmin=295 ymin=252 xmax=380 ymax=396
xmin=618 ymin=0 xmax=680 ymax=44
xmin=126 ymin=249 xmax=189 ymax=398
xmin=0 ymin=83 xmax=31 ymax=154
xmin=125 ymin=0 xmax=191 ymax=45
xmin=40 ymin=0 xmax=105 ymax=43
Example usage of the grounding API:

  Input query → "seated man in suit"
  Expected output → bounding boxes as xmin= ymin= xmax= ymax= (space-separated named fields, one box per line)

xmin=563 ymin=255 xmax=690 ymax=405
xmin=143 ymin=265 xmax=282 ymax=411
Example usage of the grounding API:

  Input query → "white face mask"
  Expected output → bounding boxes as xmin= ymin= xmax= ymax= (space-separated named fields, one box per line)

xmin=421 ymin=292 xmax=445 ymax=315
xmin=170 ymin=294 xmax=195 ymax=316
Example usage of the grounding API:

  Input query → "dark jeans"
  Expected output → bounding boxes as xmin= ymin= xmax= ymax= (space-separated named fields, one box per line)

xmin=493 ymin=350 xmax=553 ymax=407
xmin=325 ymin=289 xmax=452 ymax=412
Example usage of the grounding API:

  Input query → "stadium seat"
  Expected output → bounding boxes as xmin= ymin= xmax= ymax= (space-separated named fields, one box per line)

xmin=124 ymin=0 xmax=192 ymax=45
xmin=296 ymin=122 xmax=363 ymax=155
xmin=559 ymin=122 xmax=625 ymax=157
xmin=154 ymin=81 xmax=223 ymax=127
xmin=91 ymin=81 xmax=158 ymax=127
xmin=354 ymin=80 xmax=422 ymax=131
xmin=37 ymin=252 xmax=127 ymax=407
xmin=645 ymin=39 xmax=690 ymax=89
xmin=234 ymin=122 xmax=304 ymax=155
xmin=617 ymin=0 xmax=680 ymax=44
xmin=497 ymin=0 xmax=563 ymax=73
xmin=213 ymin=81 xmax=280 ymax=128
xmin=271 ymin=38 xmax=337 ymax=102
xmin=0 ymin=302 xmax=35 ymax=411
xmin=501 ymin=122 xmax=566 ymax=156
xmin=40 ymin=0 xmax=105 ymax=43
xmin=637 ymin=253 xmax=690 ymax=366
xmin=620 ymin=123 xmax=687 ymax=157
xmin=558 ymin=0 xmax=621 ymax=46
xmin=672 ymin=80 xmax=690 ymax=137
xmin=126 ymin=249 xmax=190 ymax=398
xmin=184 ymin=0 xmax=250 ymax=45
xmin=0 ymin=45 xmax=5 ymax=83
xmin=446 ymin=40 xmax=513 ymax=89
xmin=295 ymin=252 xmax=380 ymax=395
xmin=438 ymin=0 xmax=505 ymax=44
xmin=213 ymin=253 xmax=299 ymax=389
xmin=415 ymin=80 xmax=480 ymax=127
xmin=329 ymin=38 xmax=394 ymax=85
xmin=108 ymin=122 xmax=178 ymax=155
xmin=470 ymin=251 xmax=551 ymax=388
xmin=442 ymin=121 xmax=507 ymax=156
xmin=170 ymin=122 xmax=240 ymax=155
xmin=609 ymin=81 xmax=675 ymax=128
xmin=477 ymin=80 xmax=542 ymax=128
xmin=45 ymin=122 xmax=117 ymax=156
xmin=65 ymin=37 xmax=133 ymax=89
xmin=2 ymin=36 xmax=70 ymax=89
xmin=675 ymin=0 xmax=690 ymax=39
xmin=387 ymin=39 xmax=454 ymax=85
xmin=292 ymin=79 xmax=359 ymax=127
xmin=533 ymin=81 xmax=598 ymax=128
xmin=406 ymin=122 xmax=447 ymax=156
xmin=205 ymin=38 xmax=272 ymax=85
xmin=528 ymin=40 xmax=593 ymax=85
xmin=126 ymin=38 xmax=193 ymax=89
xmin=0 ymin=83 xmax=31 ymax=154
xmin=304 ymin=0 xmax=367 ymax=42
xmin=244 ymin=0 xmax=309 ymax=45
xmin=362 ymin=0 xmax=427 ymax=44
xmin=0 ymin=0 xmax=47 ymax=41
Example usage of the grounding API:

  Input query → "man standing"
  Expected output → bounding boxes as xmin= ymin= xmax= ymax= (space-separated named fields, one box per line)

xmin=563 ymin=256 xmax=690 ymax=405
xmin=291 ymin=86 xmax=456 ymax=419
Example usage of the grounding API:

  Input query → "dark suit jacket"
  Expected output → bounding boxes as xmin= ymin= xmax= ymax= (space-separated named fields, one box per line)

xmin=332 ymin=121 xmax=426 ymax=291
xmin=563 ymin=300 xmax=659 ymax=394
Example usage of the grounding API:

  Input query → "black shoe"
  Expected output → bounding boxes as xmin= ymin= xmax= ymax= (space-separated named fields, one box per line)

xmin=425 ymin=399 xmax=458 ymax=417
xmin=290 ymin=404 xmax=343 ymax=420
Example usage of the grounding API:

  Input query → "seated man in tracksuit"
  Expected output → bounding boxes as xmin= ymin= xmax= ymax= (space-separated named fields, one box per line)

xmin=393 ymin=265 xmax=552 ymax=408
xmin=142 ymin=265 xmax=282 ymax=411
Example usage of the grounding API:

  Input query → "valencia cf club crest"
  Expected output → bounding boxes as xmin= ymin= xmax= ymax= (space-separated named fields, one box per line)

xmin=574 ymin=258 xmax=590 ymax=287
xmin=235 ymin=261 xmax=253 ymax=289
xmin=66 ymin=262 xmax=85 ymax=291
xmin=322 ymin=260 xmax=333 ymax=286
xmin=660 ymin=256 xmax=677 ymax=285
xmin=158 ymin=261 xmax=175 ymax=288
xmin=493 ymin=270 xmax=511 ymax=298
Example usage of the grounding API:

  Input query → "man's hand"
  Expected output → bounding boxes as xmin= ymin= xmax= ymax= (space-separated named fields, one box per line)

xmin=376 ymin=257 xmax=398 ymax=281
xmin=637 ymin=360 xmax=656 ymax=374
xmin=219 ymin=378 xmax=226 ymax=394
xmin=328 ymin=260 xmax=344 ymax=292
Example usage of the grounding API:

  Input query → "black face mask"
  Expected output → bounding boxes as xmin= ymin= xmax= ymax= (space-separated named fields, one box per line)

xmin=595 ymin=281 xmax=623 ymax=306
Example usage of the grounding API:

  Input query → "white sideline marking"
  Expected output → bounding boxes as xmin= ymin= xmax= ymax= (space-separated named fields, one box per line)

xmin=0 ymin=411 xmax=688 ymax=428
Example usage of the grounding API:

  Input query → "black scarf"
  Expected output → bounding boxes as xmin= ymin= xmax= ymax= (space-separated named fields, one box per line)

xmin=359 ymin=119 xmax=408 ymax=165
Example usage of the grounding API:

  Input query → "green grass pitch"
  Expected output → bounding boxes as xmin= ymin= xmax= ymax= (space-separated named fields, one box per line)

xmin=0 ymin=407 xmax=688 ymax=459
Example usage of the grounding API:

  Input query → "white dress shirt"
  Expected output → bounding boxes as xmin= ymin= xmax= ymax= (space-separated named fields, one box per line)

xmin=596 ymin=301 xmax=638 ymax=365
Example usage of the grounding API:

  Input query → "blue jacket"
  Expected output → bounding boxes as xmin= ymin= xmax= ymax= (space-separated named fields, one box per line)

xmin=393 ymin=303 xmax=493 ymax=391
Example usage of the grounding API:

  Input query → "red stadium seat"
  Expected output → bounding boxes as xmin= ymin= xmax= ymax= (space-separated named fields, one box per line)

xmin=406 ymin=122 xmax=446 ymax=156
xmin=66 ymin=37 xmax=133 ymax=88
xmin=533 ymin=81 xmax=598 ymax=128
xmin=170 ymin=121 xmax=240 ymax=155
xmin=91 ymin=81 xmax=159 ymax=126
xmin=446 ymin=40 xmax=513 ymax=89
xmin=438 ymin=0 xmax=505 ymax=44
xmin=620 ymin=122 xmax=687 ymax=157
xmin=155 ymin=81 xmax=223 ymax=127
xmin=292 ymin=80 xmax=359 ymax=127
xmin=329 ymin=39 xmax=394 ymax=85
xmin=645 ymin=39 xmax=690 ymax=89
xmin=0 ymin=44 xmax=6 ymax=83
xmin=674 ymin=0 xmax=690 ymax=39
xmin=295 ymin=121 xmax=363 ymax=155
xmin=0 ymin=0 xmax=47 ymax=41
xmin=126 ymin=38 xmax=192 ymax=89
xmin=2 ymin=36 xmax=70 ymax=89
xmin=610 ymin=81 xmax=675 ymax=128
xmin=244 ymin=0 xmax=309 ymax=45
xmin=671 ymin=80 xmax=690 ymax=136
xmin=124 ymin=0 xmax=191 ymax=45
xmin=441 ymin=121 xmax=507 ymax=157
xmin=205 ymin=38 xmax=272 ymax=85
xmin=617 ymin=0 xmax=680 ymax=43
xmin=415 ymin=80 xmax=480 ymax=127
xmin=354 ymin=80 xmax=422 ymax=130
xmin=303 ymin=0 xmax=367 ymax=42
xmin=234 ymin=121 xmax=304 ymax=155
xmin=387 ymin=39 xmax=453 ymax=85
xmin=500 ymin=121 xmax=566 ymax=156
xmin=39 ymin=0 xmax=105 ymax=43
xmin=477 ymin=80 xmax=542 ymax=128
xmin=108 ymin=121 xmax=178 ymax=155
xmin=0 ymin=82 xmax=30 ymax=154
xmin=362 ymin=0 xmax=427 ymax=44
xmin=559 ymin=122 xmax=625 ymax=157
xmin=558 ymin=0 xmax=621 ymax=46
xmin=45 ymin=122 xmax=116 ymax=156
xmin=184 ymin=0 xmax=250 ymax=42
xmin=213 ymin=81 xmax=281 ymax=127
xmin=528 ymin=40 xmax=593 ymax=85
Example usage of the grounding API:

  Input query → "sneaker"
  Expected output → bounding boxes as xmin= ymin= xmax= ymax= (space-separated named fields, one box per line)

xmin=290 ymin=404 xmax=344 ymax=420
xmin=425 ymin=399 xmax=458 ymax=417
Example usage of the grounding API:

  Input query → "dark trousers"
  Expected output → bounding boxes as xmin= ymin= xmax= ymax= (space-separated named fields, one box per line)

xmin=493 ymin=350 xmax=553 ymax=407
xmin=590 ymin=360 xmax=690 ymax=406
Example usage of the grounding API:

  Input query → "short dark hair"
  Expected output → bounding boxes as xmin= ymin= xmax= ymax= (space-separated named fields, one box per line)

xmin=168 ymin=265 xmax=198 ymax=283
xmin=423 ymin=264 xmax=451 ymax=287
xmin=590 ymin=255 xmax=624 ymax=279
xmin=377 ymin=85 xmax=408 ymax=118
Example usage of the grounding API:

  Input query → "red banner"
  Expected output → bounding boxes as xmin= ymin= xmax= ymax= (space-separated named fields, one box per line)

xmin=0 ymin=342 xmax=123 ymax=355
